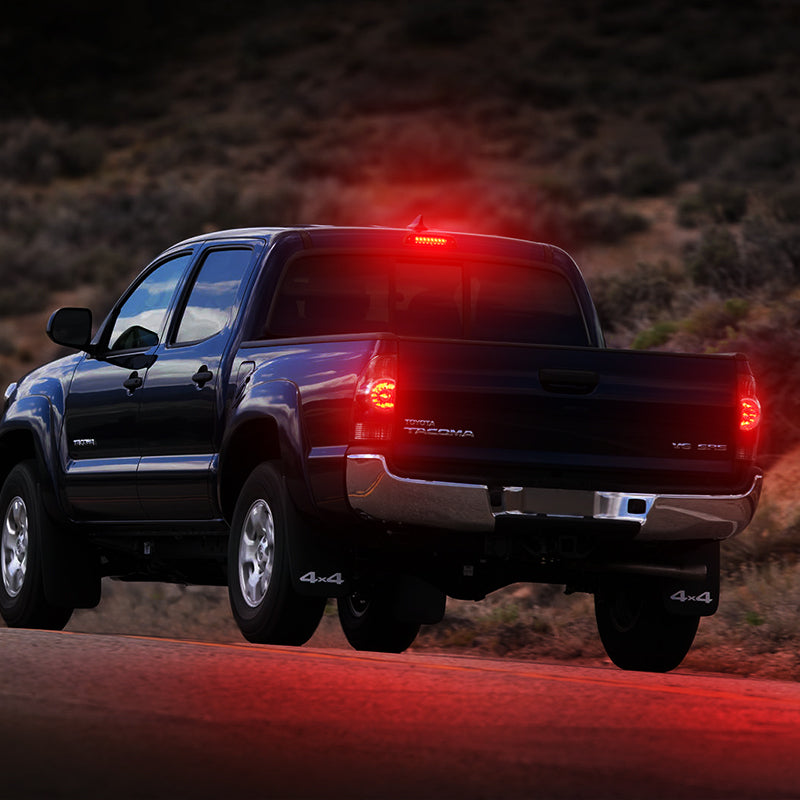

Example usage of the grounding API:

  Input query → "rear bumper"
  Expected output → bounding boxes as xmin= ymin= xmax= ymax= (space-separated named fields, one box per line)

xmin=345 ymin=453 xmax=762 ymax=542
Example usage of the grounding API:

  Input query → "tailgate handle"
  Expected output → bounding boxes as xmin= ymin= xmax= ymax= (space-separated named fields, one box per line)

xmin=539 ymin=369 xmax=599 ymax=395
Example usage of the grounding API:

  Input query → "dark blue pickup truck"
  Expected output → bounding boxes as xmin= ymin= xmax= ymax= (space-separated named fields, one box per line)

xmin=0 ymin=222 xmax=762 ymax=671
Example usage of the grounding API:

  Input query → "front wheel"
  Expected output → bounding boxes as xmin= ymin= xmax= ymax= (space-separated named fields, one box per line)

xmin=0 ymin=461 xmax=73 ymax=630
xmin=227 ymin=462 xmax=325 ymax=645
xmin=337 ymin=587 xmax=421 ymax=654
xmin=595 ymin=581 xmax=699 ymax=673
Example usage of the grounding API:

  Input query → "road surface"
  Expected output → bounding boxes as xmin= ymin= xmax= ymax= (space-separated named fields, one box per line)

xmin=1 ymin=629 xmax=799 ymax=799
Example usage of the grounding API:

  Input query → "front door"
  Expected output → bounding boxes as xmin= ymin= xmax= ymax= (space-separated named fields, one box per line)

xmin=62 ymin=252 xmax=194 ymax=520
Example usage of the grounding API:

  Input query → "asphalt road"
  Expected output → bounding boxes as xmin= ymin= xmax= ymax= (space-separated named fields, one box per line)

xmin=1 ymin=629 xmax=799 ymax=800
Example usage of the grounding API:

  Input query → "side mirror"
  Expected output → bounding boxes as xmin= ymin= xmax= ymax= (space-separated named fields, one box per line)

xmin=46 ymin=307 xmax=94 ymax=352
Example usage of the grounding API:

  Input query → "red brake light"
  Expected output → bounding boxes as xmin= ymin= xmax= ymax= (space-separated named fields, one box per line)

xmin=735 ymin=367 xmax=761 ymax=461
xmin=404 ymin=232 xmax=456 ymax=248
xmin=739 ymin=397 xmax=761 ymax=432
xmin=368 ymin=379 xmax=396 ymax=411
xmin=353 ymin=346 xmax=397 ymax=442
xmin=737 ymin=373 xmax=761 ymax=432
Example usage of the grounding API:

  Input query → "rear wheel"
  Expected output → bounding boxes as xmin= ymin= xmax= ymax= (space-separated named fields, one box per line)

xmin=595 ymin=581 xmax=699 ymax=673
xmin=337 ymin=587 xmax=421 ymax=654
xmin=0 ymin=461 xmax=73 ymax=630
xmin=228 ymin=462 xmax=325 ymax=645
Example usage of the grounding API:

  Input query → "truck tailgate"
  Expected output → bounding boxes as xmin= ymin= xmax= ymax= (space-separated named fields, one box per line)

xmin=392 ymin=339 xmax=750 ymax=495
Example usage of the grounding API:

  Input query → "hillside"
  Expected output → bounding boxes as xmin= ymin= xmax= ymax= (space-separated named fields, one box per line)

xmin=2 ymin=0 xmax=800 ymax=675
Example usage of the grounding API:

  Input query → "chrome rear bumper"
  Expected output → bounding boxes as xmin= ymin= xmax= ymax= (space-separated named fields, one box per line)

xmin=345 ymin=453 xmax=762 ymax=541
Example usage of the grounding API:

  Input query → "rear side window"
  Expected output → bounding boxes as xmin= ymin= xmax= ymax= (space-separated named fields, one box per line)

xmin=268 ymin=256 xmax=389 ymax=337
xmin=174 ymin=248 xmax=252 ymax=344
xmin=265 ymin=254 xmax=588 ymax=345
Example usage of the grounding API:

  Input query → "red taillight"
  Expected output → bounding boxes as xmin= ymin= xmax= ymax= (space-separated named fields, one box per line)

xmin=352 ymin=346 xmax=397 ymax=442
xmin=368 ymin=379 xmax=396 ymax=411
xmin=739 ymin=397 xmax=761 ymax=432
xmin=735 ymin=367 xmax=761 ymax=460
xmin=738 ymin=373 xmax=761 ymax=432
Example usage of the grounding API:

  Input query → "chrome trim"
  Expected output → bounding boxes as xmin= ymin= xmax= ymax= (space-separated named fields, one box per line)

xmin=346 ymin=454 xmax=762 ymax=542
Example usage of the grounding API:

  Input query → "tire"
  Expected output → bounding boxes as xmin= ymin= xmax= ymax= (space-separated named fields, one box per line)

xmin=595 ymin=581 xmax=700 ymax=673
xmin=0 ymin=461 xmax=73 ymax=630
xmin=337 ymin=587 xmax=421 ymax=654
xmin=227 ymin=462 xmax=325 ymax=645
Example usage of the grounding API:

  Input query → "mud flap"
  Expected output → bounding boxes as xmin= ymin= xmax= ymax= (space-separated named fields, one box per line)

xmin=286 ymin=518 xmax=351 ymax=597
xmin=39 ymin=524 xmax=101 ymax=609
xmin=661 ymin=541 xmax=720 ymax=617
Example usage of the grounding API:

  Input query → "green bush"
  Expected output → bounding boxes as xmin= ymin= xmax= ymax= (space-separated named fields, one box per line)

xmin=632 ymin=321 xmax=679 ymax=350
xmin=681 ymin=298 xmax=750 ymax=341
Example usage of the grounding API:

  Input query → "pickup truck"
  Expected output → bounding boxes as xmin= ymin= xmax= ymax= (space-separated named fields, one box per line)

xmin=0 ymin=221 xmax=762 ymax=671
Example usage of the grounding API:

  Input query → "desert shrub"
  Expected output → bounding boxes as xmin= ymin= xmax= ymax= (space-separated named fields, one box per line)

xmin=662 ymin=92 xmax=751 ymax=142
xmin=723 ymin=504 xmax=800 ymax=572
xmin=574 ymin=203 xmax=648 ymax=244
xmin=677 ymin=182 xmax=748 ymax=227
xmin=0 ymin=120 xmax=104 ymax=184
xmin=681 ymin=298 xmax=750 ymax=341
xmin=719 ymin=130 xmax=800 ymax=183
xmin=719 ymin=563 xmax=800 ymax=649
xmin=685 ymin=226 xmax=750 ymax=293
xmin=773 ymin=186 xmax=800 ymax=224
xmin=618 ymin=153 xmax=677 ymax=197
xmin=379 ymin=124 xmax=473 ymax=184
xmin=402 ymin=0 xmax=488 ymax=46
xmin=588 ymin=260 xmax=684 ymax=332
xmin=741 ymin=216 xmax=800 ymax=288
xmin=569 ymin=108 xmax=601 ymax=140
xmin=631 ymin=320 xmax=679 ymax=350
xmin=676 ymin=194 xmax=706 ymax=229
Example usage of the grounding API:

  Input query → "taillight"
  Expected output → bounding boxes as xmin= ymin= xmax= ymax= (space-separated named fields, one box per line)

xmin=352 ymin=344 xmax=397 ymax=442
xmin=736 ymin=366 xmax=761 ymax=460
xmin=738 ymin=373 xmax=761 ymax=432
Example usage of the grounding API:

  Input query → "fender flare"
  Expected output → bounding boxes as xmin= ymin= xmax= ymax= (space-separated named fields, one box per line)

xmin=219 ymin=378 xmax=351 ymax=597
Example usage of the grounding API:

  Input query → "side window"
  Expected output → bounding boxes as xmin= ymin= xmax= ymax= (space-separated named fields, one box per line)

xmin=268 ymin=255 xmax=389 ymax=338
xmin=108 ymin=254 xmax=192 ymax=352
xmin=173 ymin=249 xmax=253 ymax=344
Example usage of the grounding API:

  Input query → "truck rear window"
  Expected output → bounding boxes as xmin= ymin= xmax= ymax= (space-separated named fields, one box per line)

xmin=266 ymin=254 xmax=589 ymax=345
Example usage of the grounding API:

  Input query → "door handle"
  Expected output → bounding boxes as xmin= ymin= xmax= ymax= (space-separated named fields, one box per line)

xmin=192 ymin=366 xmax=213 ymax=387
xmin=123 ymin=371 xmax=143 ymax=393
xmin=538 ymin=369 xmax=599 ymax=395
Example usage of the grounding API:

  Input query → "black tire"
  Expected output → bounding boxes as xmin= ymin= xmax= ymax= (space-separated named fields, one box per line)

xmin=337 ymin=587 xmax=421 ymax=654
xmin=0 ymin=461 xmax=73 ymax=630
xmin=227 ymin=462 xmax=325 ymax=645
xmin=595 ymin=581 xmax=700 ymax=673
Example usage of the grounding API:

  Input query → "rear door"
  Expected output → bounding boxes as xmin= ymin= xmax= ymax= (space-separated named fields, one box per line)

xmin=136 ymin=243 xmax=262 ymax=519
